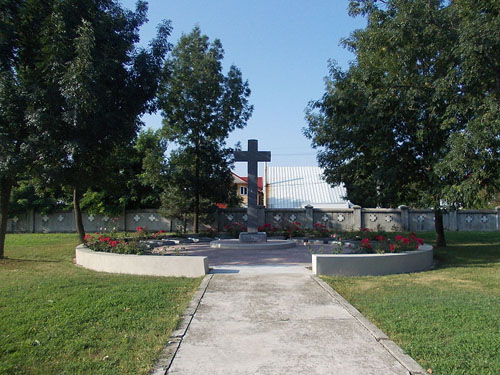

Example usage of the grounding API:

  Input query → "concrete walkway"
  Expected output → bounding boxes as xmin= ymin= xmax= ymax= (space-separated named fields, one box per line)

xmin=157 ymin=271 xmax=426 ymax=375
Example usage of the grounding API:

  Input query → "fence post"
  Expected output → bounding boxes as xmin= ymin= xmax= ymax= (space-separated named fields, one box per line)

xmin=304 ymin=205 xmax=314 ymax=229
xmin=258 ymin=207 xmax=265 ymax=228
xmin=497 ymin=207 xmax=500 ymax=231
xmin=216 ymin=209 xmax=223 ymax=232
xmin=27 ymin=208 xmax=35 ymax=233
xmin=352 ymin=205 xmax=362 ymax=231
xmin=122 ymin=208 xmax=127 ymax=232
xmin=398 ymin=205 xmax=409 ymax=231
xmin=448 ymin=210 xmax=458 ymax=231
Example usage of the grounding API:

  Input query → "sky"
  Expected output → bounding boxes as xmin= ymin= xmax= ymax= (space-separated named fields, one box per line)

xmin=120 ymin=0 xmax=366 ymax=176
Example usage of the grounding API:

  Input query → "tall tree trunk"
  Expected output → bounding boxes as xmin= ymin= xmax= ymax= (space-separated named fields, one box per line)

xmin=0 ymin=177 xmax=13 ymax=259
xmin=434 ymin=208 xmax=446 ymax=247
xmin=73 ymin=188 xmax=85 ymax=243
xmin=193 ymin=143 xmax=200 ymax=233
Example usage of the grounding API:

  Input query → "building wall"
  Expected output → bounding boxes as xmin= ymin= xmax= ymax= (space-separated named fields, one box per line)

xmin=235 ymin=183 xmax=249 ymax=206
xmin=6 ymin=206 xmax=500 ymax=233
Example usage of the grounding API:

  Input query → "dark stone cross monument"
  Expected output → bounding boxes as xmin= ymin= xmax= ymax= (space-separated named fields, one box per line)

xmin=234 ymin=139 xmax=271 ymax=243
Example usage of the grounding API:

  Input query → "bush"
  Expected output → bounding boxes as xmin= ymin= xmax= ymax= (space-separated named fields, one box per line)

xmin=257 ymin=223 xmax=277 ymax=234
xmin=285 ymin=221 xmax=305 ymax=238
xmin=223 ymin=222 xmax=247 ymax=238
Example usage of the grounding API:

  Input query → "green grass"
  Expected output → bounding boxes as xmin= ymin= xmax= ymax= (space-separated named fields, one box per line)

xmin=322 ymin=231 xmax=500 ymax=375
xmin=0 ymin=234 xmax=202 ymax=375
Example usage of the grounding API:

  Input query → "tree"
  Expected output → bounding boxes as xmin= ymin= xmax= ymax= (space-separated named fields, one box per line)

xmin=436 ymin=0 xmax=500 ymax=207
xmin=0 ymin=0 xmax=59 ymax=258
xmin=0 ymin=0 xmax=171 ymax=257
xmin=305 ymin=0 xmax=487 ymax=246
xmin=160 ymin=145 xmax=241 ymax=233
xmin=159 ymin=27 xmax=253 ymax=232
xmin=80 ymin=128 xmax=169 ymax=213
xmin=38 ymin=1 xmax=171 ymax=243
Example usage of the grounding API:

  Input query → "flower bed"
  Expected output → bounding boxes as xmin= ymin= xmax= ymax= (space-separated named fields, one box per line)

xmin=83 ymin=227 xmax=170 ymax=254
xmin=307 ymin=232 xmax=426 ymax=254
xmin=75 ymin=244 xmax=208 ymax=277
xmin=313 ymin=244 xmax=433 ymax=276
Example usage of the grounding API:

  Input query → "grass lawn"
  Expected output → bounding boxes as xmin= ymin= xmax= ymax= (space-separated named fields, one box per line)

xmin=322 ymin=231 xmax=500 ymax=375
xmin=0 ymin=233 xmax=202 ymax=375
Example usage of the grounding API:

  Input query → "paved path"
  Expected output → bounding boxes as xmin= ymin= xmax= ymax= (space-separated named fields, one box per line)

xmin=161 ymin=241 xmax=313 ymax=267
xmin=164 ymin=271 xmax=425 ymax=375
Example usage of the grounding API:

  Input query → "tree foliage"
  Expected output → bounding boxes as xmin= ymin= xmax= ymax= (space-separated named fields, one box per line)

xmin=159 ymin=27 xmax=252 ymax=232
xmin=0 ymin=0 xmax=171 ymax=253
xmin=305 ymin=0 xmax=500 ymax=246
xmin=80 ymin=128 xmax=169 ymax=214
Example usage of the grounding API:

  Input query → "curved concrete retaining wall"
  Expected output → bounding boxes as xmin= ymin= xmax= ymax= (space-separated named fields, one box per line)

xmin=75 ymin=245 xmax=208 ymax=277
xmin=313 ymin=244 xmax=433 ymax=276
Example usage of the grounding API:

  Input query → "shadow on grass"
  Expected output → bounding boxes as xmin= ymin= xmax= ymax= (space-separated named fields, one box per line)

xmin=433 ymin=243 xmax=500 ymax=269
xmin=0 ymin=257 xmax=62 ymax=263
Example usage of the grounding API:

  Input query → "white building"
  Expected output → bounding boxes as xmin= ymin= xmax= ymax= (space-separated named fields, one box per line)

xmin=264 ymin=166 xmax=352 ymax=209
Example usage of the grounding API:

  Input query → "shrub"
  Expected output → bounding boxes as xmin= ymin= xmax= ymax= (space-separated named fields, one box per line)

xmin=257 ymin=223 xmax=277 ymax=234
xmin=285 ymin=221 xmax=305 ymax=238
xmin=223 ymin=222 xmax=247 ymax=238
xmin=309 ymin=222 xmax=330 ymax=238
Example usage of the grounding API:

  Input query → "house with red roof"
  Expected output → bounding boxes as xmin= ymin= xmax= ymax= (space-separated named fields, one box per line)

xmin=232 ymin=172 xmax=264 ymax=207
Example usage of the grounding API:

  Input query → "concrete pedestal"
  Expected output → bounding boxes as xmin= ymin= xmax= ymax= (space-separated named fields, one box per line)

xmin=239 ymin=232 xmax=267 ymax=243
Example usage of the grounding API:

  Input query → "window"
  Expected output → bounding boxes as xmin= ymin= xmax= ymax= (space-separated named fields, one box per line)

xmin=240 ymin=186 xmax=248 ymax=195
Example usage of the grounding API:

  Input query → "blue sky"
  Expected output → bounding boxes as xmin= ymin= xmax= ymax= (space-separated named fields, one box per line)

xmin=120 ymin=0 xmax=366 ymax=175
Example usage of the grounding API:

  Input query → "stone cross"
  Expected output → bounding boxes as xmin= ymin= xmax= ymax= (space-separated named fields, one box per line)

xmin=234 ymin=139 xmax=271 ymax=233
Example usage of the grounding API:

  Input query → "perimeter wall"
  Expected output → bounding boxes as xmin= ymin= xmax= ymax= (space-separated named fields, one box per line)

xmin=6 ymin=205 xmax=500 ymax=233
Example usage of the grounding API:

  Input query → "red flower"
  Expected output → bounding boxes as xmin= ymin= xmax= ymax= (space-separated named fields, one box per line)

xmin=361 ymin=238 xmax=372 ymax=249
xmin=402 ymin=237 xmax=410 ymax=244
xmin=395 ymin=235 xmax=403 ymax=241
xmin=109 ymin=240 xmax=119 ymax=247
xmin=136 ymin=226 xmax=144 ymax=232
xmin=84 ymin=234 xmax=93 ymax=241
xmin=375 ymin=235 xmax=386 ymax=241
xmin=389 ymin=244 xmax=396 ymax=252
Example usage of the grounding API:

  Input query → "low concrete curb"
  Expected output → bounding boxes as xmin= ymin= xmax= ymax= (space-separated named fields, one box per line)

xmin=150 ymin=274 xmax=213 ymax=375
xmin=312 ymin=276 xmax=427 ymax=375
